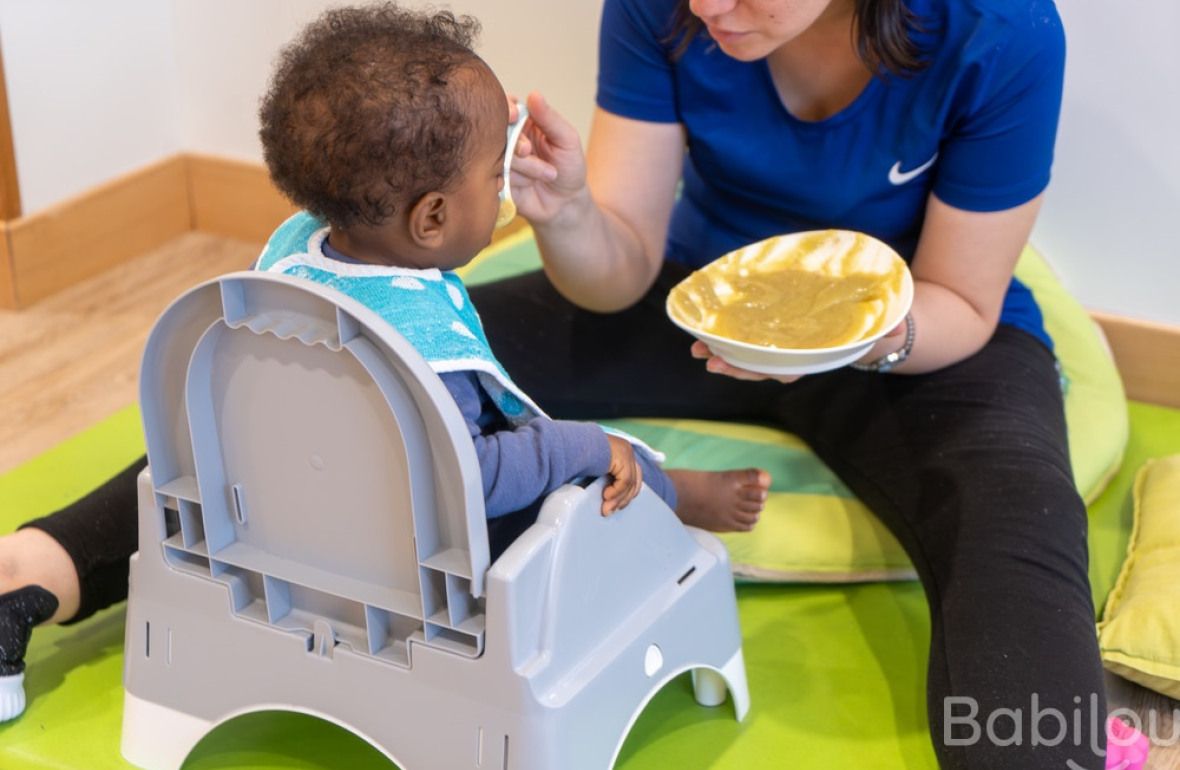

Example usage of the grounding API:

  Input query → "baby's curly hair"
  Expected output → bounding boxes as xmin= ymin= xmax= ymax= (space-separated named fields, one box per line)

xmin=260 ymin=4 xmax=483 ymax=229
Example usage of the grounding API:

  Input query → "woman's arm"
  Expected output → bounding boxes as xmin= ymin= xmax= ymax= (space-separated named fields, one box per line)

xmin=510 ymin=95 xmax=685 ymax=311
xmin=885 ymin=193 xmax=1044 ymax=373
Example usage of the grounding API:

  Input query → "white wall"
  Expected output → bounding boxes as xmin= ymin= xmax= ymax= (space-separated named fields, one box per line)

xmin=0 ymin=0 xmax=181 ymax=213
xmin=1 ymin=0 xmax=1176 ymax=325
xmin=171 ymin=0 xmax=332 ymax=163
xmin=1031 ymin=1 xmax=1180 ymax=326
xmin=0 ymin=0 xmax=600 ymax=211
xmin=172 ymin=0 xmax=602 ymax=163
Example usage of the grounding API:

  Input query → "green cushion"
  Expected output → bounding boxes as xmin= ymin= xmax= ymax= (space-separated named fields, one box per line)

xmin=1098 ymin=454 xmax=1180 ymax=699
xmin=462 ymin=234 xmax=1129 ymax=582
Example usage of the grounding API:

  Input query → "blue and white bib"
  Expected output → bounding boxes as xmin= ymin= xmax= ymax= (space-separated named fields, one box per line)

xmin=255 ymin=212 xmax=663 ymax=460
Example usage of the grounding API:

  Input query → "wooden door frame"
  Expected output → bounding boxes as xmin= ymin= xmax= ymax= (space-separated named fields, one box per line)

xmin=0 ymin=37 xmax=22 ymax=220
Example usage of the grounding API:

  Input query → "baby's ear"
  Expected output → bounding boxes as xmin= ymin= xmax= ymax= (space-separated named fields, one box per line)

xmin=407 ymin=192 xmax=448 ymax=249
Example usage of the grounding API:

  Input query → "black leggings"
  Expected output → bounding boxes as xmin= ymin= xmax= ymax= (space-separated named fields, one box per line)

xmin=23 ymin=263 xmax=1106 ymax=768
xmin=21 ymin=457 xmax=145 ymax=625
xmin=467 ymin=265 xmax=1106 ymax=769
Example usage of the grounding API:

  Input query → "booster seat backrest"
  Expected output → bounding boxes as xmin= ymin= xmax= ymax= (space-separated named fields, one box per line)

xmin=138 ymin=273 xmax=491 ymax=662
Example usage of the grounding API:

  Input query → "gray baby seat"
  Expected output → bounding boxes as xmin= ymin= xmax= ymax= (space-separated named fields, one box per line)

xmin=120 ymin=271 xmax=749 ymax=770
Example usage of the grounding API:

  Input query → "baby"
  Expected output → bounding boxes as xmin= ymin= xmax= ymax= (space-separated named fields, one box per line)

xmin=0 ymin=5 xmax=774 ymax=721
xmin=254 ymin=3 xmax=771 ymax=555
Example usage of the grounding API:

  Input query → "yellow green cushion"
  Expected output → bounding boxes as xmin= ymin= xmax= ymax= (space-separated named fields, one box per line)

xmin=1021 ymin=246 xmax=1129 ymax=504
xmin=462 ymin=235 xmax=1129 ymax=582
xmin=1098 ymin=455 xmax=1180 ymax=698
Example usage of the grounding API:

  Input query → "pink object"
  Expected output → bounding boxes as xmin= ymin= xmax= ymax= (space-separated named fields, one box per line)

xmin=1106 ymin=717 xmax=1150 ymax=770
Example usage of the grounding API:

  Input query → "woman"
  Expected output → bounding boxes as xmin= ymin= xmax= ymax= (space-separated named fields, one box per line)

xmin=3 ymin=0 xmax=1105 ymax=766
xmin=469 ymin=0 xmax=1103 ymax=766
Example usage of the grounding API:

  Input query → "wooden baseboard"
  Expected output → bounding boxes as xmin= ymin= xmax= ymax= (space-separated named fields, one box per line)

xmin=0 ymin=42 xmax=21 ymax=219
xmin=186 ymin=154 xmax=297 ymax=243
xmin=0 ymin=153 xmax=293 ymax=309
xmin=2 ymin=156 xmax=190 ymax=307
xmin=1093 ymin=312 xmax=1180 ymax=409
xmin=0 ymin=153 xmax=521 ymax=309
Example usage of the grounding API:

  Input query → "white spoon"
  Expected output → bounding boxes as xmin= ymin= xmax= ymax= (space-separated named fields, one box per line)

xmin=496 ymin=100 xmax=530 ymax=228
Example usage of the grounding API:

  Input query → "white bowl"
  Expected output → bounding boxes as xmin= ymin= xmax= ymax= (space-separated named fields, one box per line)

xmin=666 ymin=231 xmax=914 ymax=376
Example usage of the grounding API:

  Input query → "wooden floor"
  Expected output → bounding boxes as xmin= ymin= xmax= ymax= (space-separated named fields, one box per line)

xmin=2 ymin=231 xmax=1178 ymax=767
xmin=0 ymin=232 xmax=258 ymax=474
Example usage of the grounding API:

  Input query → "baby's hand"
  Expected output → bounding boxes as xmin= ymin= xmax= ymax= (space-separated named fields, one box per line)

xmin=602 ymin=435 xmax=643 ymax=515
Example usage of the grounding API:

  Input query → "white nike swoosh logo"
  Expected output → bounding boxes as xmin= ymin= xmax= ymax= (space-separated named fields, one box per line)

xmin=888 ymin=153 xmax=938 ymax=185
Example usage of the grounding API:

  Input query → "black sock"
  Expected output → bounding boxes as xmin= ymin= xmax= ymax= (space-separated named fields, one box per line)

xmin=0 ymin=585 xmax=59 ymax=676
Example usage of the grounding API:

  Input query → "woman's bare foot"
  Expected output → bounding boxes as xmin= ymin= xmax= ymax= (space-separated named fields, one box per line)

xmin=667 ymin=468 xmax=771 ymax=532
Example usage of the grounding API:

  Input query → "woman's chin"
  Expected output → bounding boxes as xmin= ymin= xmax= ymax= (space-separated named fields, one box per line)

xmin=708 ymin=33 xmax=773 ymax=61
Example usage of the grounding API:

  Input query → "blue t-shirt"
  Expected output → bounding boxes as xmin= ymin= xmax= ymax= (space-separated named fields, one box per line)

xmin=596 ymin=0 xmax=1065 ymax=349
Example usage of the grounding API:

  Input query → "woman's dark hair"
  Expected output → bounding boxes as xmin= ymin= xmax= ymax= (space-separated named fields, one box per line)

xmin=668 ymin=0 xmax=924 ymax=76
xmin=259 ymin=3 xmax=483 ymax=229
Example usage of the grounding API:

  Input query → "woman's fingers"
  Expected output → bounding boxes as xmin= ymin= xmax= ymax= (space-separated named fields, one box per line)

xmin=704 ymin=357 xmax=764 ymax=380
xmin=693 ymin=345 xmax=801 ymax=383
xmin=515 ymin=134 xmax=532 ymax=157
xmin=507 ymin=94 xmax=587 ymax=223
xmin=690 ymin=341 xmax=801 ymax=383
xmin=510 ymin=153 xmax=558 ymax=182
xmin=525 ymin=91 xmax=581 ymax=153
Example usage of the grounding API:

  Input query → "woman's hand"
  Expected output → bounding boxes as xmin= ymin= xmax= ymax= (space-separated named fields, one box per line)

xmin=515 ymin=104 xmax=683 ymax=311
xmin=602 ymin=434 xmax=643 ymax=515
xmin=690 ymin=341 xmax=802 ymax=384
xmin=508 ymin=91 xmax=589 ymax=225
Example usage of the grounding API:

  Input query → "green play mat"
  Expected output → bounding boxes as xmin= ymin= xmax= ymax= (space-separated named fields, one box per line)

xmin=1 ymin=228 xmax=1176 ymax=768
